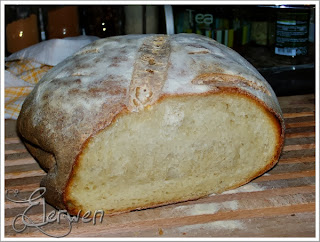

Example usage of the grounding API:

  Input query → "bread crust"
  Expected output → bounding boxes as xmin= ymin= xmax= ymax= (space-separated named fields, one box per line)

xmin=17 ymin=34 xmax=285 ymax=213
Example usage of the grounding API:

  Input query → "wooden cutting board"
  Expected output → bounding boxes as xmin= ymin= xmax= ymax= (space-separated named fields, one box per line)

xmin=4 ymin=94 xmax=316 ymax=238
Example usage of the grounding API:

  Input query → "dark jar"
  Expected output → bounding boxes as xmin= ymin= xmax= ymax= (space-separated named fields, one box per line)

xmin=273 ymin=5 xmax=312 ymax=65
xmin=5 ymin=6 xmax=40 ymax=54
xmin=47 ymin=6 xmax=80 ymax=39
xmin=79 ymin=5 xmax=124 ymax=38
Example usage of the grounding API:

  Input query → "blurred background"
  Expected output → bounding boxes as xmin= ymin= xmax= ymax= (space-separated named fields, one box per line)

xmin=5 ymin=4 xmax=316 ymax=97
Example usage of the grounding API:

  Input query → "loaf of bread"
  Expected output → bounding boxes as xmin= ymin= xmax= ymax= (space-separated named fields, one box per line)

xmin=17 ymin=34 xmax=285 ymax=215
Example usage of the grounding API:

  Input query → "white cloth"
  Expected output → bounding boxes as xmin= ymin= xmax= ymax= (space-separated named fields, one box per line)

xmin=5 ymin=35 xmax=99 ymax=65
xmin=5 ymin=35 xmax=100 ymax=119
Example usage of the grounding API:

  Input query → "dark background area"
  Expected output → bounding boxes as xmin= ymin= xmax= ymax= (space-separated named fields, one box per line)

xmin=5 ymin=5 xmax=316 ymax=97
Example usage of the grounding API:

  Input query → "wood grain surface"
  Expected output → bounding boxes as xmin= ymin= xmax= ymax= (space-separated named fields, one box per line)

xmin=4 ymin=94 xmax=316 ymax=238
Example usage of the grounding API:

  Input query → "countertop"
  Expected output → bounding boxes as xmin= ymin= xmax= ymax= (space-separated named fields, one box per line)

xmin=4 ymin=94 xmax=316 ymax=238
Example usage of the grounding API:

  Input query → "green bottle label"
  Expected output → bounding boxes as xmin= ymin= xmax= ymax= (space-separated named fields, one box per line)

xmin=275 ymin=12 xmax=309 ymax=56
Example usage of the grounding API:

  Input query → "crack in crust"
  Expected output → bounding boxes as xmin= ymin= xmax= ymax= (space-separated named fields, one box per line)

xmin=128 ymin=35 xmax=171 ymax=112
xmin=192 ymin=73 xmax=271 ymax=96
